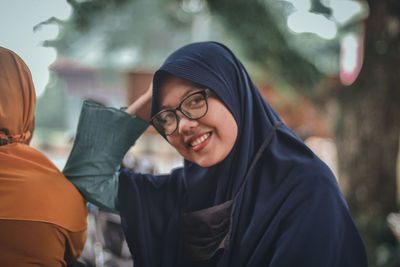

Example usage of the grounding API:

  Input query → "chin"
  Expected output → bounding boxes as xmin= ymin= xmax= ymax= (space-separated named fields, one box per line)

xmin=182 ymin=150 xmax=226 ymax=167
xmin=195 ymin=156 xmax=224 ymax=168
xmin=197 ymin=161 xmax=214 ymax=168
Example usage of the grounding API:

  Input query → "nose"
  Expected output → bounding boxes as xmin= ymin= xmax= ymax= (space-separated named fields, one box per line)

xmin=176 ymin=112 xmax=199 ymax=135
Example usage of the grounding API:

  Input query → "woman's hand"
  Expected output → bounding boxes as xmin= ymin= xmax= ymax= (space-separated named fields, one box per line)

xmin=125 ymin=82 xmax=153 ymax=122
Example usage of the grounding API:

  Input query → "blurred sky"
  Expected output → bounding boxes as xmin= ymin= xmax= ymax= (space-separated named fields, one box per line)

xmin=0 ymin=0 xmax=71 ymax=96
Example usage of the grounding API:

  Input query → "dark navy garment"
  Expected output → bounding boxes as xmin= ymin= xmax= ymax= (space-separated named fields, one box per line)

xmin=117 ymin=42 xmax=368 ymax=266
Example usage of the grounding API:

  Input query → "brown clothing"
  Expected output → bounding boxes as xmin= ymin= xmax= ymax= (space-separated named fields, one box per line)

xmin=0 ymin=220 xmax=86 ymax=266
xmin=0 ymin=47 xmax=88 ymax=265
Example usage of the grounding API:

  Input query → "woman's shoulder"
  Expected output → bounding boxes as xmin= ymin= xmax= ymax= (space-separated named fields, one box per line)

xmin=275 ymin=155 xmax=343 ymax=204
xmin=0 ymin=144 xmax=87 ymax=232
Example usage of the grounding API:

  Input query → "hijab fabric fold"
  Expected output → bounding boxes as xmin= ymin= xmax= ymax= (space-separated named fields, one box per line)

xmin=0 ymin=47 xmax=35 ymax=144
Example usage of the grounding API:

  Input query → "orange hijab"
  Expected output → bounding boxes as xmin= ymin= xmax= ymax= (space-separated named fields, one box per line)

xmin=0 ymin=47 xmax=87 ymax=232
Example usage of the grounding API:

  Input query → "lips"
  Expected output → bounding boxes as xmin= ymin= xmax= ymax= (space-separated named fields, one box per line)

xmin=190 ymin=133 xmax=210 ymax=146
xmin=188 ymin=132 xmax=211 ymax=150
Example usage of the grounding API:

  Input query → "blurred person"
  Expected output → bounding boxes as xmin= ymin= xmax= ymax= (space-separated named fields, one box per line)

xmin=0 ymin=46 xmax=87 ymax=266
xmin=64 ymin=42 xmax=367 ymax=266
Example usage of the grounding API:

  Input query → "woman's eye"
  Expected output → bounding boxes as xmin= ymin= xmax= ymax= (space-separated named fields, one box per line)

xmin=160 ymin=112 xmax=175 ymax=124
xmin=186 ymin=96 xmax=204 ymax=108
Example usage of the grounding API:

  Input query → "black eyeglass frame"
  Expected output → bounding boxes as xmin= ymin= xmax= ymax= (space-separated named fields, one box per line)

xmin=151 ymin=89 xmax=210 ymax=136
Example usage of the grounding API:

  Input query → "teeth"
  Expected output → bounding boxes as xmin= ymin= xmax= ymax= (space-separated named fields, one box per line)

xmin=190 ymin=133 xmax=210 ymax=147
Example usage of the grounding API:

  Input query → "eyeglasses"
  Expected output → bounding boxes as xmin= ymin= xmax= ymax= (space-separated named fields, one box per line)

xmin=151 ymin=89 xmax=210 ymax=136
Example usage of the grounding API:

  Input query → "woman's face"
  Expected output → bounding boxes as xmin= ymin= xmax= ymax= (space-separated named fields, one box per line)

xmin=158 ymin=76 xmax=238 ymax=167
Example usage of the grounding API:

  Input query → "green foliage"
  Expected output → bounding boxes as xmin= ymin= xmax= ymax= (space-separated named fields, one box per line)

xmin=45 ymin=0 xmax=330 ymax=94
xmin=46 ymin=0 xmax=197 ymax=70
xmin=66 ymin=0 xmax=131 ymax=31
xmin=207 ymin=0 xmax=323 ymax=93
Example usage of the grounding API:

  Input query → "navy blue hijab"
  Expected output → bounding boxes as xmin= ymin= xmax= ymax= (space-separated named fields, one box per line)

xmin=118 ymin=42 xmax=367 ymax=266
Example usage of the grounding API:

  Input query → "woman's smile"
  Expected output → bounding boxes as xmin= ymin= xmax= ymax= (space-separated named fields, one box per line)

xmin=188 ymin=132 xmax=211 ymax=151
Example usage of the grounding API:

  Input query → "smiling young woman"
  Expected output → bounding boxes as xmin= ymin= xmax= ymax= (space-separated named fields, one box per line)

xmin=64 ymin=41 xmax=368 ymax=267
xmin=157 ymin=75 xmax=238 ymax=167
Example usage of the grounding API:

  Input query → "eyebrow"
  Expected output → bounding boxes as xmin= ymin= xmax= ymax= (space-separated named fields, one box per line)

xmin=159 ymin=88 xmax=202 ymax=110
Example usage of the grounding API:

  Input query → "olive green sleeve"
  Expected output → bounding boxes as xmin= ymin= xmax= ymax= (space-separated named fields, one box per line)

xmin=63 ymin=100 xmax=149 ymax=214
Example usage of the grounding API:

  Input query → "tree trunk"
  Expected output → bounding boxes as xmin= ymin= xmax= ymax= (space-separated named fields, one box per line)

xmin=333 ymin=1 xmax=400 ymax=265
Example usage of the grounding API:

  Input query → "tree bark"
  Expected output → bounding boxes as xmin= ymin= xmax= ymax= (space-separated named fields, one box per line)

xmin=336 ymin=0 xmax=399 ymax=218
xmin=332 ymin=0 xmax=400 ymax=265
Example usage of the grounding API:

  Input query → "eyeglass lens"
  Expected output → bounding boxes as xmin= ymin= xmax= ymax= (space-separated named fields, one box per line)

xmin=152 ymin=90 xmax=208 ymax=135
